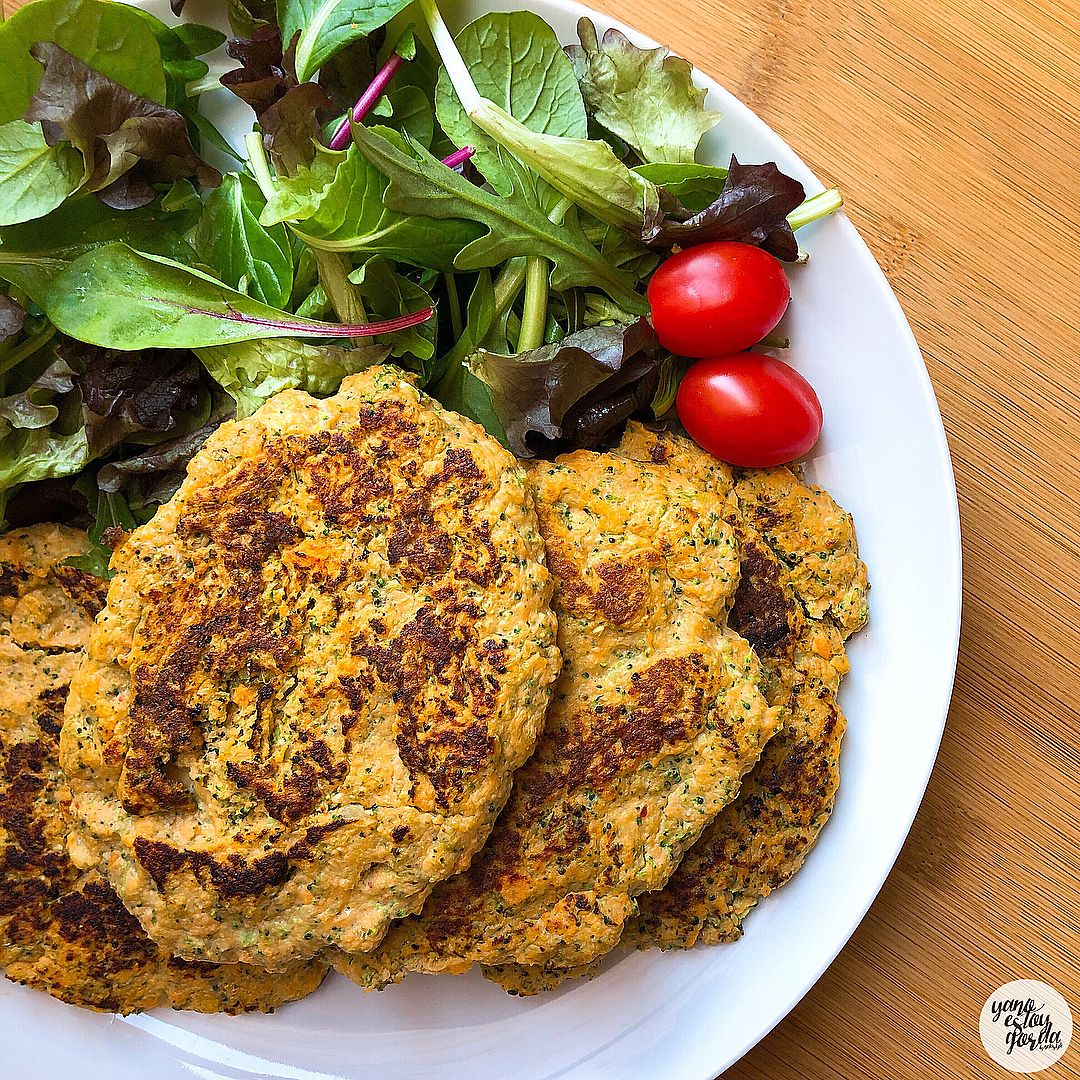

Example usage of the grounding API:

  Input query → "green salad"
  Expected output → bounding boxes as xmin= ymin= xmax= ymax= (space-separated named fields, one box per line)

xmin=0 ymin=0 xmax=842 ymax=569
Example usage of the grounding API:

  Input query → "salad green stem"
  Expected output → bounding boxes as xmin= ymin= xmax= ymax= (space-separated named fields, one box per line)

xmin=788 ymin=187 xmax=843 ymax=230
xmin=245 ymin=132 xmax=277 ymax=202
xmin=328 ymin=52 xmax=407 ymax=151
xmin=492 ymin=257 xmax=528 ymax=318
xmin=518 ymin=257 xmax=549 ymax=352
xmin=314 ymin=249 xmax=367 ymax=324
xmin=185 ymin=74 xmax=225 ymax=98
xmin=444 ymin=272 xmax=463 ymax=339
xmin=0 ymin=326 xmax=57 ymax=378
xmin=418 ymin=0 xmax=483 ymax=115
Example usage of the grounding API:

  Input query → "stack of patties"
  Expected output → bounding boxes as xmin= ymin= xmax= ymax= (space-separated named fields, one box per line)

xmin=58 ymin=367 xmax=562 ymax=985
xmin=486 ymin=461 xmax=870 ymax=992
xmin=0 ymin=524 xmax=326 ymax=1013
xmin=335 ymin=424 xmax=784 ymax=990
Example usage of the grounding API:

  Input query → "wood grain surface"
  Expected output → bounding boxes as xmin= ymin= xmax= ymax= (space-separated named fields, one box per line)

xmin=2 ymin=0 xmax=1077 ymax=1075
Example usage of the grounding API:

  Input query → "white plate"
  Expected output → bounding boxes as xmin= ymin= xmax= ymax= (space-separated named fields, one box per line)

xmin=1 ymin=1 xmax=962 ymax=1077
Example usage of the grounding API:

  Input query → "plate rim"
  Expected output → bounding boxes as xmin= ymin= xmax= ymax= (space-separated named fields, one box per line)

xmin=1 ymin=0 xmax=963 ymax=1075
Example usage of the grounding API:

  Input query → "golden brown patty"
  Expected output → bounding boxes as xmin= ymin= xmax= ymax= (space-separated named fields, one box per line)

xmin=335 ymin=425 xmax=780 ymax=989
xmin=62 ymin=367 xmax=561 ymax=970
xmin=493 ymin=466 xmax=871 ymax=992
xmin=0 ymin=525 xmax=326 ymax=1014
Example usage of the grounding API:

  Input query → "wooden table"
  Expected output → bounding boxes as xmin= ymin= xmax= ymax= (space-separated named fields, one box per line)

xmin=3 ymin=0 xmax=1078 ymax=1075
xmin=586 ymin=0 xmax=1079 ymax=1076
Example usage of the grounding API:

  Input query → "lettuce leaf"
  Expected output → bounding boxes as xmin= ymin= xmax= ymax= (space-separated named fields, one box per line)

xmin=566 ymin=18 xmax=721 ymax=165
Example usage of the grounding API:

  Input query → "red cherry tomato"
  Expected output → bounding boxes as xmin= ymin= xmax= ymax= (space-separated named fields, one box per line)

xmin=676 ymin=353 xmax=823 ymax=467
xmin=647 ymin=242 xmax=790 ymax=358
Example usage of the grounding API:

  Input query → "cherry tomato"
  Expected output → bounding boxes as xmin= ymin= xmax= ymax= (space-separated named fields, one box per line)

xmin=676 ymin=353 xmax=823 ymax=467
xmin=647 ymin=242 xmax=790 ymax=357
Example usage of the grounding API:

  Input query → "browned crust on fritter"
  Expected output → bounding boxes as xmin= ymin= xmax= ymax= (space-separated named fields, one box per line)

xmin=63 ymin=368 xmax=560 ymax=969
xmin=0 ymin=526 xmax=327 ymax=1014
xmin=491 ymin=467 xmax=870 ymax=992
xmin=335 ymin=425 xmax=780 ymax=989
xmin=624 ymin=468 xmax=869 ymax=953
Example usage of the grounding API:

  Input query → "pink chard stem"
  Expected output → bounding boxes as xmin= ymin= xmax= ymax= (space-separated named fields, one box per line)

xmin=441 ymin=145 xmax=475 ymax=172
xmin=328 ymin=52 xmax=407 ymax=151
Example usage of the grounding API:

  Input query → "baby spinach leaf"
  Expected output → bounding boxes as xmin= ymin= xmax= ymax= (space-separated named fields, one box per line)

xmin=25 ymin=44 xmax=221 ymax=209
xmin=634 ymin=161 xmax=728 ymax=213
xmin=0 ymin=195 xmax=196 ymax=304
xmin=194 ymin=337 xmax=388 ymax=416
xmin=43 ymin=243 xmax=433 ymax=349
xmin=196 ymin=173 xmax=293 ymax=308
xmin=416 ymin=0 xmax=660 ymax=238
xmin=653 ymin=156 xmax=806 ymax=259
xmin=349 ymin=124 xmax=647 ymax=313
xmin=0 ymin=120 xmax=83 ymax=226
xmin=261 ymin=140 xmax=479 ymax=271
xmin=466 ymin=317 xmax=659 ymax=456
xmin=434 ymin=11 xmax=587 ymax=195
xmin=348 ymin=256 xmax=436 ymax=366
xmin=279 ymin=0 xmax=415 ymax=83
xmin=566 ymin=18 xmax=721 ymax=165
xmin=0 ymin=0 xmax=167 ymax=124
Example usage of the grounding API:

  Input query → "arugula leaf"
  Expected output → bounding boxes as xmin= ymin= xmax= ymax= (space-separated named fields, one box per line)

xmin=566 ymin=18 xmax=721 ymax=165
xmin=194 ymin=337 xmax=387 ymax=417
xmin=279 ymin=0 xmax=415 ymax=83
xmin=349 ymin=124 xmax=647 ymax=312
xmin=434 ymin=11 xmax=587 ymax=195
xmin=261 ymin=140 xmax=479 ymax=270
xmin=466 ymin=318 xmax=659 ymax=455
xmin=0 ymin=120 xmax=82 ymax=226
xmin=0 ymin=0 xmax=167 ymax=123
xmin=348 ymin=256 xmax=437 ymax=366
xmin=634 ymin=161 xmax=728 ymax=213
xmin=42 ymin=243 xmax=433 ymax=349
xmin=653 ymin=156 xmax=806 ymax=259
xmin=196 ymin=173 xmax=293 ymax=308
xmin=25 ymin=43 xmax=221 ymax=210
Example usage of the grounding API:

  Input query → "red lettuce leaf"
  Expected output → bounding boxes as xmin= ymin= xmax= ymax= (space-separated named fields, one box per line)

xmin=221 ymin=25 xmax=299 ymax=116
xmin=56 ymin=340 xmax=203 ymax=438
xmin=25 ymin=42 xmax=220 ymax=210
xmin=467 ymin=318 xmax=661 ymax=456
xmin=0 ymin=294 xmax=26 ymax=344
xmin=653 ymin=156 xmax=805 ymax=260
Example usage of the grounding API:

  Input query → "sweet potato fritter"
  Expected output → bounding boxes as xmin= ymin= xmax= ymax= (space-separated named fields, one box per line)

xmin=334 ymin=425 xmax=780 ymax=989
xmin=0 ymin=525 xmax=326 ymax=1013
xmin=61 ymin=368 xmax=561 ymax=970
xmin=492 ymin=465 xmax=870 ymax=993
